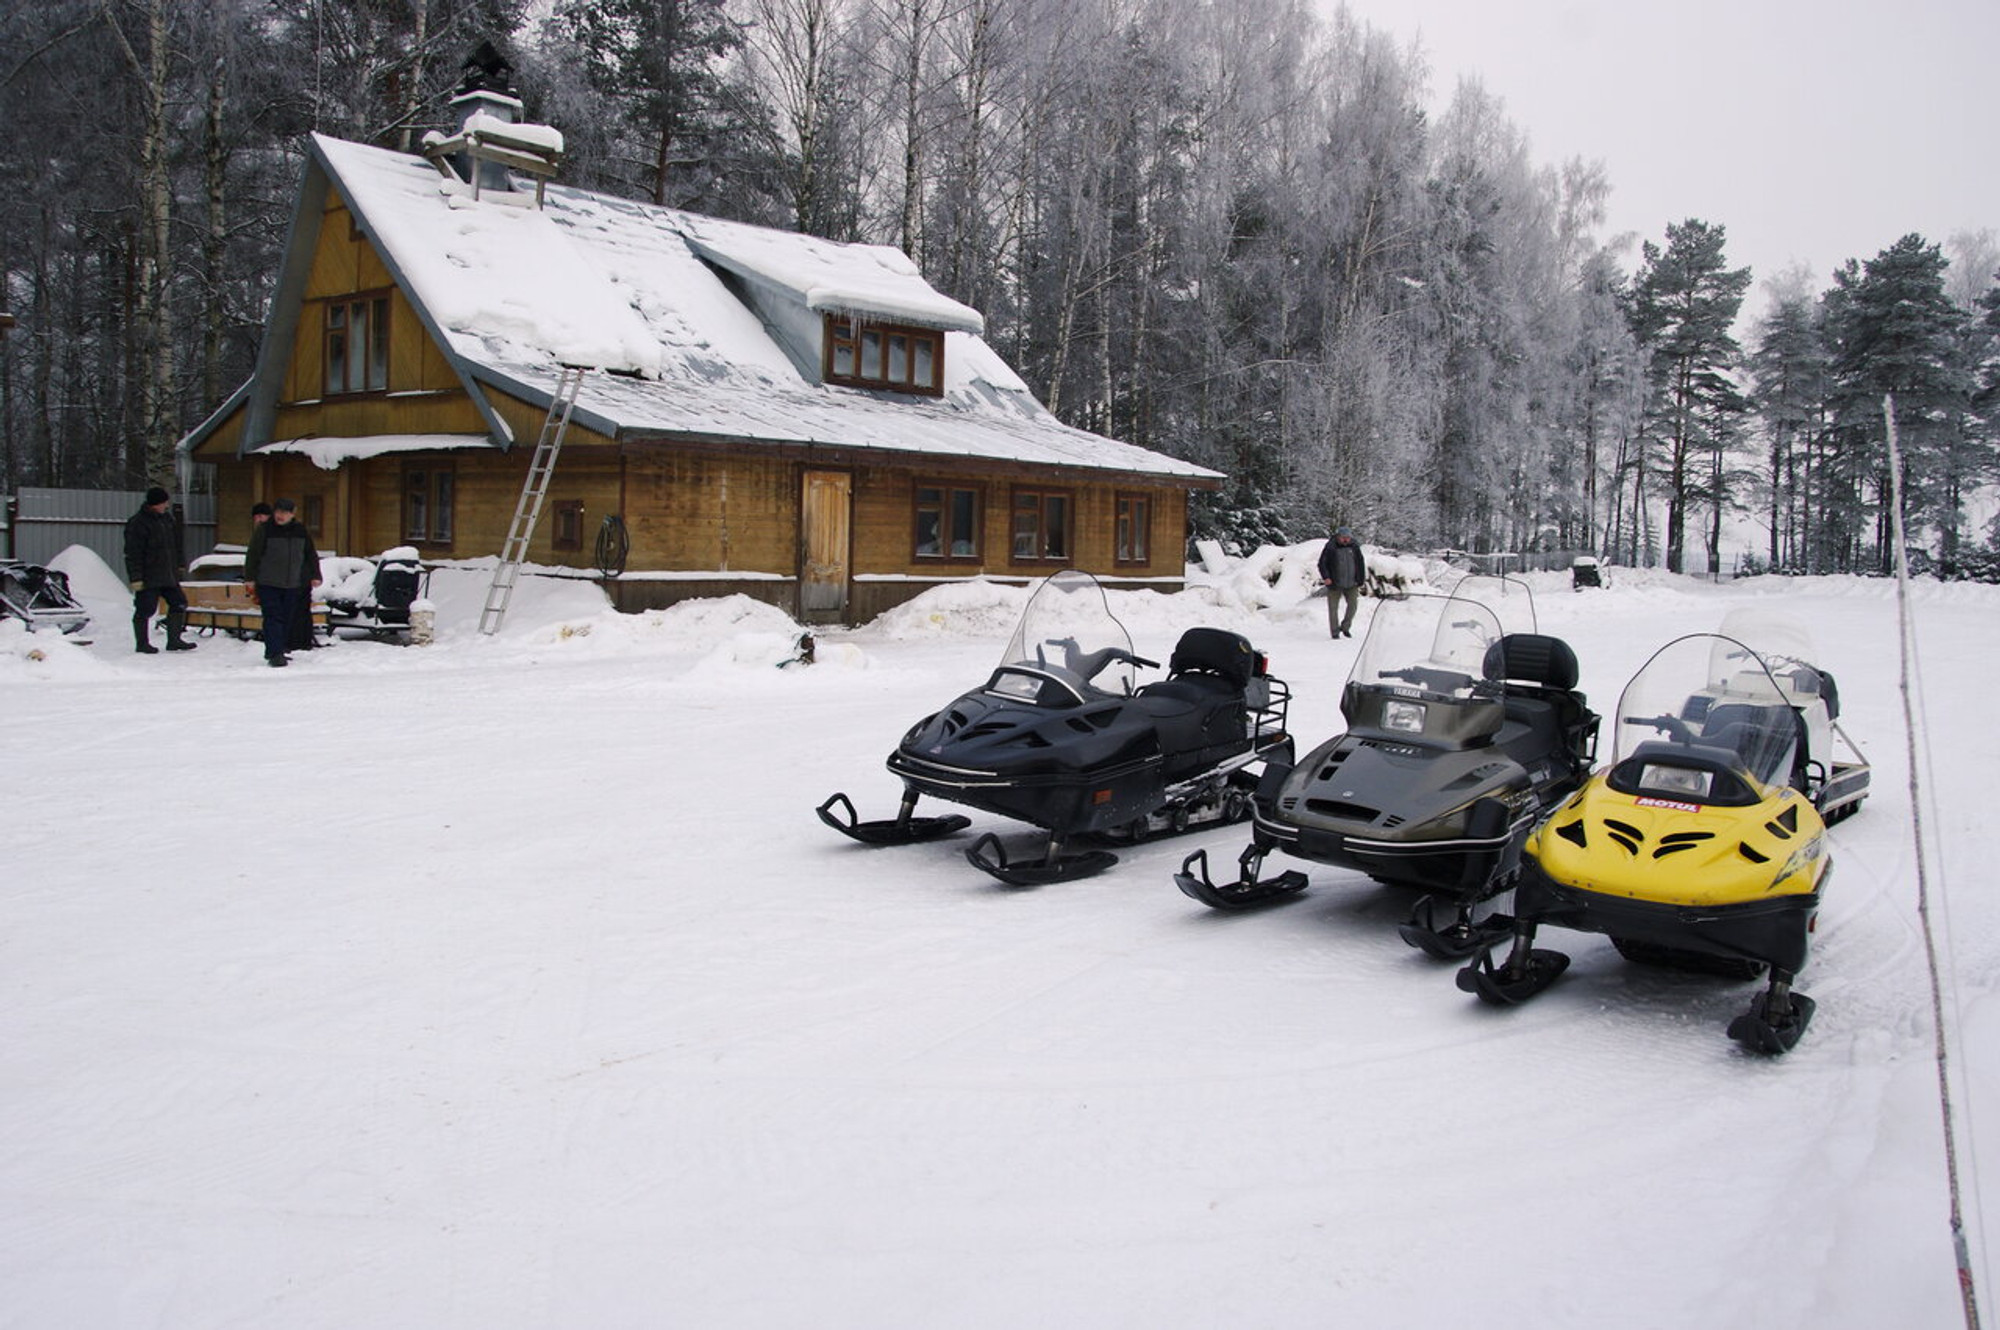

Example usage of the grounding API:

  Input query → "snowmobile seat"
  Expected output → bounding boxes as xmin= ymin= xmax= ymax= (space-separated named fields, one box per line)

xmin=1484 ymin=633 xmax=1593 ymax=759
xmin=1138 ymin=628 xmax=1255 ymax=706
xmin=1132 ymin=629 xmax=1257 ymax=767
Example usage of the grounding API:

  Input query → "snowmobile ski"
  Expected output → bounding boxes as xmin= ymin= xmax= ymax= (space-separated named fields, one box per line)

xmin=1172 ymin=845 xmax=1309 ymax=910
xmin=965 ymin=832 xmax=1118 ymax=887
xmin=1726 ymin=982 xmax=1816 ymax=1056
xmin=1397 ymin=894 xmax=1517 ymax=961
xmin=817 ymin=791 xmax=970 ymax=846
xmin=1455 ymin=933 xmax=1572 ymax=1005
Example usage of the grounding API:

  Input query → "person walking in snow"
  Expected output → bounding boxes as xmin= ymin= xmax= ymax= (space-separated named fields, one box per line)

xmin=1318 ymin=525 xmax=1366 ymax=639
xmin=123 ymin=486 xmax=196 ymax=655
xmin=244 ymin=498 xmax=321 ymax=668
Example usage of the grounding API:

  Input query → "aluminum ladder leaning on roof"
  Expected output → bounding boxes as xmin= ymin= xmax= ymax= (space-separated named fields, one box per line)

xmin=479 ymin=365 xmax=588 ymax=636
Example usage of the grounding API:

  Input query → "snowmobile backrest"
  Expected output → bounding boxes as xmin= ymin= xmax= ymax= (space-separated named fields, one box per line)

xmin=372 ymin=561 xmax=423 ymax=613
xmin=1482 ymin=633 xmax=1580 ymax=692
xmin=1817 ymin=669 xmax=1840 ymax=721
xmin=1168 ymin=627 xmax=1256 ymax=689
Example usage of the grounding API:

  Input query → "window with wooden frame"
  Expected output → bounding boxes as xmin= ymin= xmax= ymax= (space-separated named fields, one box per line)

xmin=824 ymin=315 xmax=945 ymax=396
xmin=914 ymin=483 xmax=981 ymax=559
xmin=325 ymin=292 xmax=390 ymax=396
xmin=1115 ymin=493 xmax=1152 ymax=566
xmin=302 ymin=493 xmax=326 ymax=539
xmin=1010 ymin=487 xmax=1072 ymax=563
xmin=553 ymin=500 xmax=585 ymax=552
xmin=402 ymin=462 xmax=456 ymax=548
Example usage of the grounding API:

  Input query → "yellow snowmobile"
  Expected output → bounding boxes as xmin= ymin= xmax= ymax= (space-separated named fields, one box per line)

xmin=1457 ymin=614 xmax=1868 ymax=1054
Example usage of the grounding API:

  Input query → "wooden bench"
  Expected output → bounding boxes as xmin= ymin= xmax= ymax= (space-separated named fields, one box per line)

xmin=179 ymin=581 xmax=330 ymax=640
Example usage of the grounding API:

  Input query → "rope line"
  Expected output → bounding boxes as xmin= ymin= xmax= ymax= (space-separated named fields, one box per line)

xmin=1886 ymin=394 xmax=1982 ymax=1330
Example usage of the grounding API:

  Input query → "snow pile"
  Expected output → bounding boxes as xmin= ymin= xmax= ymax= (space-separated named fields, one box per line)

xmin=863 ymin=578 xmax=1033 ymax=641
xmin=0 ymin=618 xmax=114 ymax=679
xmin=406 ymin=559 xmax=612 ymax=640
xmin=520 ymin=592 xmax=813 ymax=658
xmin=318 ymin=556 xmax=378 ymax=602
xmin=46 ymin=543 xmax=131 ymax=603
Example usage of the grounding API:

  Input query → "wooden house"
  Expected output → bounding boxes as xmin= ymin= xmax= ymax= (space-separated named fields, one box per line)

xmin=179 ymin=86 xmax=1221 ymax=624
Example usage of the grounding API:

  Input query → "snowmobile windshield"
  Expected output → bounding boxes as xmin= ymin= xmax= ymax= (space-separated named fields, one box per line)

xmin=1711 ymin=608 xmax=1835 ymax=714
xmin=1349 ymin=593 xmax=1505 ymax=704
xmin=1449 ymin=574 xmax=1538 ymax=636
xmin=996 ymin=570 xmax=1140 ymax=698
xmin=1613 ymin=633 xmax=1803 ymax=794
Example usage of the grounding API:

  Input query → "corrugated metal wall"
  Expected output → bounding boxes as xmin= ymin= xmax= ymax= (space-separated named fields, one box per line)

xmin=4 ymin=488 xmax=218 ymax=570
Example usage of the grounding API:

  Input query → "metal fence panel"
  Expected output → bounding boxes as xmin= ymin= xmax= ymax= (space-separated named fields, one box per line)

xmin=6 ymin=488 xmax=217 ymax=571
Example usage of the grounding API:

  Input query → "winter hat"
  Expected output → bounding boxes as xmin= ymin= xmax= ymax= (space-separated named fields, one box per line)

xmin=1335 ymin=526 xmax=1352 ymax=538
xmin=274 ymin=497 xmax=296 ymax=512
xmin=144 ymin=486 xmax=170 ymax=506
xmin=251 ymin=502 xmax=273 ymax=518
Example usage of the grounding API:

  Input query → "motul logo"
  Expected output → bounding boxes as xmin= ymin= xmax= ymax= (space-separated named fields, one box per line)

xmin=1634 ymin=796 xmax=1700 ymax=813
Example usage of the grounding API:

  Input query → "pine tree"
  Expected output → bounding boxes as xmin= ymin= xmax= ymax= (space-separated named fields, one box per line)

xmin=1823 ymin=234 xmax=1975 ymax=572
xmin=553 ymin=0 xmax=752 ymax=208
xmin=1748 ymin=283 xmax=1831 ymax=571
xmin=1627 ymin=220 xmax=1751 ymax=573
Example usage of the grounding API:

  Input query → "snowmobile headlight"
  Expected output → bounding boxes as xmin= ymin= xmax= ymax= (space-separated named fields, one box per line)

xmin=1383 ymin=699 xmax=1427 ymax=734
xmin=1639 ymin=763 xmax=1712 ymax=798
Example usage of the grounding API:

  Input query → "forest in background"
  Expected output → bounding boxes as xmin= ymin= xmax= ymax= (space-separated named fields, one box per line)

xmin=4 ymin=0 xmax=1998 ymax=576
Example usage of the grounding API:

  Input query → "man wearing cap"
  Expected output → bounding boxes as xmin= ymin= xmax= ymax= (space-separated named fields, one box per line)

xmin=1317 ymin=524 xmax=1366 ymax=639
xmin=243 ymin=498 xmax=322 ymax=668
xmin=123 ymin=486 xmax=196 ymax=654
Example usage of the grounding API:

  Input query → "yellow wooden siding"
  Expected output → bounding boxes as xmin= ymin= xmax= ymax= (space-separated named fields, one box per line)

xmin=622 ymin=450 xmax=794 ymax=572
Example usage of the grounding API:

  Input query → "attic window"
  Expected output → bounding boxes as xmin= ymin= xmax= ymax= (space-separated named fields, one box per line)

xmin=824 ymin=316 xmax=944 ymax=396
xmin=325 ymin=293 xmax=389 ymax=395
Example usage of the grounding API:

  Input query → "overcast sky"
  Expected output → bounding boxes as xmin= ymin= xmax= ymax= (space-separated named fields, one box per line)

xmin=1331 ymin=0 xmax=2000 ymax=313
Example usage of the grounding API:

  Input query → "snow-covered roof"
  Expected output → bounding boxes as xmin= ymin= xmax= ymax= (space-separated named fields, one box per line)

xmin=261 ymin=434 xmax=493 ymax=469
xmin=306 ymin=135 xmax=1218 ymax=483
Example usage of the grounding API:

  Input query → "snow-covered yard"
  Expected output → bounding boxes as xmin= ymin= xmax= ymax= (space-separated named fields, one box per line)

xmin=3 ymin=548 xmax=1996 ymax=1327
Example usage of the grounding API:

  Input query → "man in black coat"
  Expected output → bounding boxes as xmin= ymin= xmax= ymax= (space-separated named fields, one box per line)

xmin=1317 ymin=525 xmax=1366 ymax=639
xmin=123 ymin=486 xmax=195 ymax=654
xmin=244 ymin=498 xmax=322 ymax=668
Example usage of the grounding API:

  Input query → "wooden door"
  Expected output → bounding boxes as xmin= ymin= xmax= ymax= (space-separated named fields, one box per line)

xmin=799 ymin=469 xmax=852 ymax=618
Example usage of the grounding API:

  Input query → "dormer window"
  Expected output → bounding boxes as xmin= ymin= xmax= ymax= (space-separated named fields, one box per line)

xmin=824 ymin=315 xmax=944 ymax=396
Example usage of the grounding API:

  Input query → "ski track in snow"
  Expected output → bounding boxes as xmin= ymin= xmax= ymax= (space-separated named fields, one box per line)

xmin=1 ymin=561 xmax=1996 ymax=1327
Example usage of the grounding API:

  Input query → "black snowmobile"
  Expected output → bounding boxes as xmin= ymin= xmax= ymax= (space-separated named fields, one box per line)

xmin=819 ymin=569 xmax=1293 ymax=886
xmin=0 ymin=559 xmax=91 ymax=637
xmin=1174 ymin=576 xmax=1599 ymax=959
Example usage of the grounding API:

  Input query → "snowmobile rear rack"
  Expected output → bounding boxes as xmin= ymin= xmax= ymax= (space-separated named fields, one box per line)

xmin=817 ymin=791 xmax=970 ymax=846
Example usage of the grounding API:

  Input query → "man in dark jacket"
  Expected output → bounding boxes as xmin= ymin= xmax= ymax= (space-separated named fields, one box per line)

xmin=123 ymin=486 xmax=195 ymax=654
xmin=1317 ymin=525 xmax=1366 ymax=639
xmin=244 ymin=498 xmax=322 ymax=668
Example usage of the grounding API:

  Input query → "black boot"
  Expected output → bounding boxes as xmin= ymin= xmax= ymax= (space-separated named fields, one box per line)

xmin=133 ymin=616 xmax=159 ymax=654
xmin=164 ymin=609 xmax=197 ymax=651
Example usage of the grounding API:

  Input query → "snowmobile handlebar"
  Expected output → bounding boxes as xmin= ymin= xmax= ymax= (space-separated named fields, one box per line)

xmin=1381 ymin=665 xmax=1474 ymax=694
xmin=1624 ymin=713 xmax=1695 ymax=742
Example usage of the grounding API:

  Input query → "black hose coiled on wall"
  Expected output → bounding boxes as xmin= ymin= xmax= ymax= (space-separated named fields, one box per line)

xmin=595 ymin=513 xmax=630 ymax=578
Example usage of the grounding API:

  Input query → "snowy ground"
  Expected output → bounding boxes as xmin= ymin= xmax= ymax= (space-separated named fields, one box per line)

xmin=4 ymin=546 xmax=1997 ymax=1328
